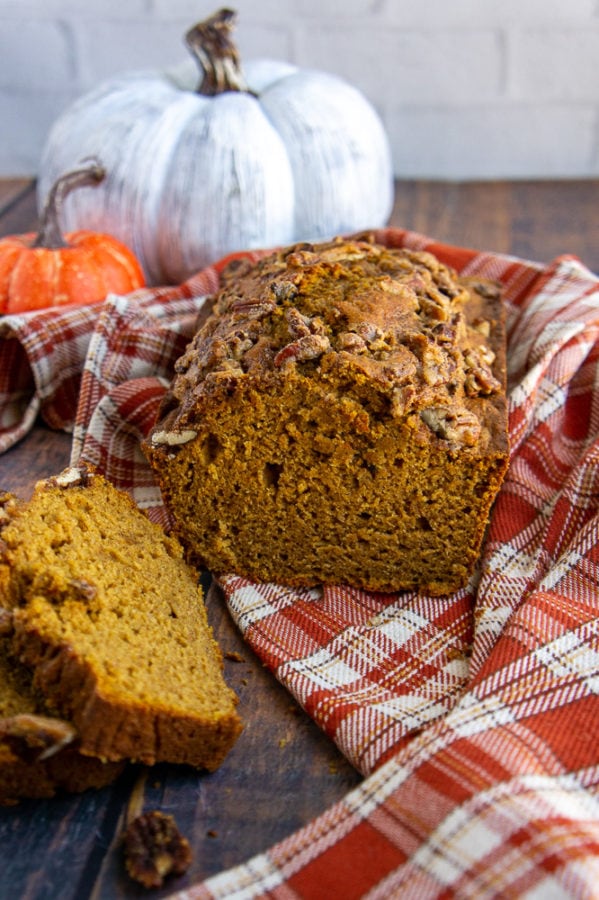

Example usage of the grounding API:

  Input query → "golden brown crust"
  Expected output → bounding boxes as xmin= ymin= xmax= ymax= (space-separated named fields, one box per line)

xmin=144 ymin=238 xmax=509 ymax=595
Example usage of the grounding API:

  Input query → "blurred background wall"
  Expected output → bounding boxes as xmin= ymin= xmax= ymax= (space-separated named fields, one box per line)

xmin=1 ymin=0 xmax=599 ymax=179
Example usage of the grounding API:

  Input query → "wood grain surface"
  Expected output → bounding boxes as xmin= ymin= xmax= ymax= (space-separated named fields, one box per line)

xmin=0 ymin=177 xmax=597 ymax=898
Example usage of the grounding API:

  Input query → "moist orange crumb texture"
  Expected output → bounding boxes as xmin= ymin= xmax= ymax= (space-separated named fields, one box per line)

xmin=144 ymin=237 xmax=509 ymax=595
xmin=0 ymin=469 xmax=242 ymax=769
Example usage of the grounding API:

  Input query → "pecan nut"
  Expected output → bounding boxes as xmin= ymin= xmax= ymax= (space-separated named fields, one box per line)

xmin=0 ymin=714 xmax=77 ymax=762
xmin=274 ymin=333 xmax=330 ymax=367
xmin=336 ymin=331 xmax=368 ymax=354
xmin=464 ymin=347 xmax=501 ymax=396
xmin=123 ymin=811 xmax=192 ymax=889
xmin=421 ymin=406 xmax=481 ymax=446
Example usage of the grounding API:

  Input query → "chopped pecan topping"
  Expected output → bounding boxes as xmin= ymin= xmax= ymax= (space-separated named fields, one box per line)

xmin=123 ymin=811 xmax=192 ymax=889
xmin=286 ymin=249 xmax=316 ymax=267
xmin=151 ymin=428 xmax=198 ymax=447
xmin=284 ymin=306 xmax=311 ymax=339
xmin=336 ymin=332 xmax=368 ymax=354
xmin=420 ymin=343 xmax=456 ymax=387
xmin=284 ymin=307 xmax=327 ymax=340
xmin=431 ymin=314 xmax=462 ymax=344
xmin=391 ymin=384 xmax=417 ymax=418
xmin=464 ymin=347 xmax=501 ymax=396
xmin=205 ymin=338 xmax=230 ymax=367
xmin=354 ymin=322 xmax=383 ymax=344
xmin=229 ymin=297 xmax=276 ymax=319
xmin=418 ymin=287 xmax=451 ymax=323
xmin=274 ymin=333 xmax=330 ymax=367
xmin=214 ymin=358 xmax=245 ymax=375
xmin=367 ymin=332 xmax=391 ymax=353
xmin=271 ymin=279 xmax=298 ymax=302
xmin=421 ymin=406 xmax=481 ymax=446
xmin=49 ymin=467 xmax=92 ymax=489
xmin=227 ymin=330 xmax=254 ymax=359
xmin=159 ymin=239 xmax=504 ymax=442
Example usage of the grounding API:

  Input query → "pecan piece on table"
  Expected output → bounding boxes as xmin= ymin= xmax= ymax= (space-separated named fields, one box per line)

xmin=123 ymin=811 xmax=192 ymax=889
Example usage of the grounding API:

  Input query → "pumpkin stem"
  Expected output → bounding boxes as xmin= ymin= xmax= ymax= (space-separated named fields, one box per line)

xmin=185 ymin=8 xmax=253 ymax=96
xmin=34 ymin=160 xmax=105 ymax=250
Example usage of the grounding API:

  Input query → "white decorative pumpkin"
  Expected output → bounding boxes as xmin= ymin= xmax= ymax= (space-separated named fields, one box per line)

xmin=37 ymin=9 xmax=393 ymax=285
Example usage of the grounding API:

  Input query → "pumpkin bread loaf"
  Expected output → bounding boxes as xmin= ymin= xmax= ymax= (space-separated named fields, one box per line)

xmin=0 ymin=469 xmax=242 ymax=773
xmin=144 ymin=237 xmax=509 ymax=595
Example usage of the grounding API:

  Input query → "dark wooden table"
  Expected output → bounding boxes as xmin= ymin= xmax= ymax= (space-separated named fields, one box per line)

xmin=0 ymin=177 xmax=597 ymax=898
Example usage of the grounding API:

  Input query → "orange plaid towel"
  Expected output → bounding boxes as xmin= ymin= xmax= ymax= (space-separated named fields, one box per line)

xmin=1 ymin=229 xmax=598 ymax=897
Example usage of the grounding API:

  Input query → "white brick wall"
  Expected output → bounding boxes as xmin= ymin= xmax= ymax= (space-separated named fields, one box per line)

xmin=1 ymin=0 xmax=599 ymax=179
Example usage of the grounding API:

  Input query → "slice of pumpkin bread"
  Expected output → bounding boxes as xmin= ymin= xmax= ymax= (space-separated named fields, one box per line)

xmin=0 ymin=469 xmax=242 ymax=771
xmin=0 ymin=617 xmax=124 ymax=803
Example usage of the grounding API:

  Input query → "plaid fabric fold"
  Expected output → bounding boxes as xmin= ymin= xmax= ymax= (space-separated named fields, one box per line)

xmin=0 ymin=303 xmax=99 ymax=451
xmin=2 ymin=229 xmax=598 ymax=896
xmin=178 ymin=243 xmax=599 ymax=896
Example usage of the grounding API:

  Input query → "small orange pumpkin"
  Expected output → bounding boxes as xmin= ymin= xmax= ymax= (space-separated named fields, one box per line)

xmin=0 ymin=161 xmax=145 ymax=315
